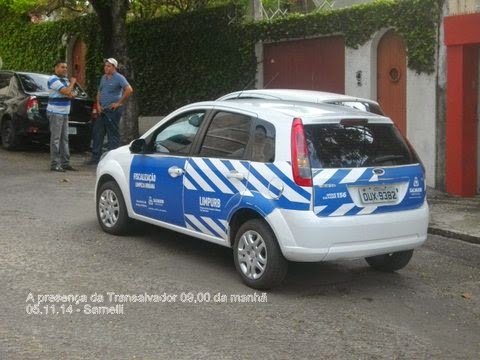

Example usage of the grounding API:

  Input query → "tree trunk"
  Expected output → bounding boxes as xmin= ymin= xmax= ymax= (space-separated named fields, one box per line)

xmin=91 ymin=0 xmax=140 ymax=143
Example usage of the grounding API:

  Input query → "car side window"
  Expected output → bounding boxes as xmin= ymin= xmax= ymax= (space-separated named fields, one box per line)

xmin=152 ymin=111 xmax=205 ymax=155
xmin=251 ymin=121 xmax=275 ymax=163
xmin=198 ymin=111 xmax=252 ymax=159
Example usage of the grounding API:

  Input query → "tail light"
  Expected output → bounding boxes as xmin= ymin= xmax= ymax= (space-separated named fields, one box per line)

xmin=26 ymin=96 xmax=39 ymax=119
xmin=91 ymin=102 xmax=99 ymax=120
xmin=291 ymin=117 xmax=312 ymax=187
xmin=404 ymin=136 xmax=425 ymax=174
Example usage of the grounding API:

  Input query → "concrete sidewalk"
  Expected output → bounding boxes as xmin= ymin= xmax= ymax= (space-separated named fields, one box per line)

xmin=427 ymin=187 xmax=480 ymax=244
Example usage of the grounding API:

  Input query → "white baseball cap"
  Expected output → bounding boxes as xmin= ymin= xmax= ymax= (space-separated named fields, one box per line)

xmin=104 ymin=58 xmax=118 ymax=68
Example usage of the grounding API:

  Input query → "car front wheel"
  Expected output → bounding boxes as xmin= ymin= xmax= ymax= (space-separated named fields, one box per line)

xmin=233 ymin=219 xmax=288 ymax=289
xmin=365 ymin=250 xmax=414 ymax=272
xmin=96 ymin=180 xmax=131 ymax=235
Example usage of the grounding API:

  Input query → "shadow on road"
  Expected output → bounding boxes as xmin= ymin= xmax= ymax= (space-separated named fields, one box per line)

xmin=115 ymin=221 xmax=408 ymax=295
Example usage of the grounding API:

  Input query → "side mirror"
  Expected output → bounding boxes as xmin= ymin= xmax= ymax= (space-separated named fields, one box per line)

xmin=188 ymin=114 xmax=202 ymax=127
xmin=130 ymin=138 xmax=147 ymax=154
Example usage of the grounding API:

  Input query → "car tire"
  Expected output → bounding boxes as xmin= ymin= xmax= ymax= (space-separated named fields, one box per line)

xmin=365 ymin=250 xmax=414 ymax=272
xmin=96 ymin=180 xmax=131 ymax=235
xmin=1 ymin=119 xmax=19 ymax=150
xmin=233 ymin=219 xmax=288 ymax=289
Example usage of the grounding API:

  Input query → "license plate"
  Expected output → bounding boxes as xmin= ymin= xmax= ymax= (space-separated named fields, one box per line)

xmin=68 ymin=127 xmax=77 ymax=135
xmin=359 ymin=185 xmax=399 ymax=204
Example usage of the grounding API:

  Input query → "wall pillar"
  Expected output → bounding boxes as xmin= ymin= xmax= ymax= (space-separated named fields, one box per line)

xmin=444 ymin=13 xmax=480 ymax=196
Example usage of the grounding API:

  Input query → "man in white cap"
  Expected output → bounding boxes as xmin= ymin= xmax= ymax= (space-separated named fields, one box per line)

xmin=88 ymin=57 xmax=133 ymax=164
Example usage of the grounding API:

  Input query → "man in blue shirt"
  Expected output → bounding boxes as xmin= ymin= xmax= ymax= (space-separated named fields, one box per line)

xmin=88 ymin=58 xmax=133 ymax=164
xmin=47 ymin=60 xmax=77 ymax=172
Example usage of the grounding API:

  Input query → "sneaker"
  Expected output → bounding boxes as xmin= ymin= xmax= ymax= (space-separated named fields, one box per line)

xmin=86 ymin=159 xmax=99 ymax=166
xmin=51 ymin=166 xmax=65 ymax=172
xmin=63 ymin=165 xmax=78 ymax=171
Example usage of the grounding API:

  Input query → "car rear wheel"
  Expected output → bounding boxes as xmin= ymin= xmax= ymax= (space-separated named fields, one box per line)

xmin=96 ymin=180 xmax=131 ymax=235
xmin=233 ymin=219 xmax=287 ymax=289
xmin=365 ymin=250 xmax=414 ymax=272
xmin=1 ymin=119 xmax=19 ymax=150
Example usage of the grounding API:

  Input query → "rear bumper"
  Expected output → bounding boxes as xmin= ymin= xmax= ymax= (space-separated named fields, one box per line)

xmin=267 ymin=202 xmax=429 ymax=262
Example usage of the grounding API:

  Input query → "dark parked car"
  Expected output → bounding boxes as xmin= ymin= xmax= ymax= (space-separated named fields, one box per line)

xmin=0 ymin=70 xmax=94 ymax=150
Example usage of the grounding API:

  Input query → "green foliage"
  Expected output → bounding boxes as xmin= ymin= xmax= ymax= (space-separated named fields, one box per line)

xmin=0 ymin=0 xmax=442 ymax=116
xmin=128 ymin=5 xmax=256 ymax=114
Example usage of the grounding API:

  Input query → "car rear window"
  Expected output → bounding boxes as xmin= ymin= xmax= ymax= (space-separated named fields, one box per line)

xmin=305 ymin=122 xmax=419 ymax=168
xmin=17 ymin=73 xmax=50 ymax=92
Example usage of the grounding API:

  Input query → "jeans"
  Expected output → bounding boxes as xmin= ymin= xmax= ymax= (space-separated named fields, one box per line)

xmin=91 ymin=109 xmax=122 ymax=161
xmin=48 ymin=113 xmax=70 ymax=167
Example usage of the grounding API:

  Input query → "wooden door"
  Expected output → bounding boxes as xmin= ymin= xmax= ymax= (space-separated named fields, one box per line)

xmin=263 ymin=36 xmax=345 ymax=93
xmin=377 ymin=30 xmax=407 ymax=135
xmin=72 ymin=39 xmax=86 ymax=88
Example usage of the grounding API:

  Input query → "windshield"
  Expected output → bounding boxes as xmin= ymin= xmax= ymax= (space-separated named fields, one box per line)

xmin=305 ymin=122 xmax=419 ymax=168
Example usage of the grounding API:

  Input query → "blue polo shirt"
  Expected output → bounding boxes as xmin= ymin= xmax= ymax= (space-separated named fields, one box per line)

xmin=47 ymin=75 xmax=71 ymax=115
xmin=99 ymin=72 xmax=130 ymax=108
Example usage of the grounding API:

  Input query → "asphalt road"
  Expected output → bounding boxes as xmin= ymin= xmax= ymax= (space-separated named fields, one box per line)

xmin=0 ymin=146 xmax=479 ymax=359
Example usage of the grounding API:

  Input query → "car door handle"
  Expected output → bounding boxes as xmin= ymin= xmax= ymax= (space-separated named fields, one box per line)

xmin=226 ymin=170 xmax=244 ymax=181
xmin=168 ymin=166 xmax=184 ymax=178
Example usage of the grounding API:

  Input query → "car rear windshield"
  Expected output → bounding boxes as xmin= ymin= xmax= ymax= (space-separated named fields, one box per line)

xmin=17 ymin=73 xmax=50 ymax=93
xmin=304 ymin=122 xmax=419 ymax=169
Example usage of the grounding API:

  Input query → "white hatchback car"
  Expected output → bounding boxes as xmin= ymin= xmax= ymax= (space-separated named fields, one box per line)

xmin=95 ymin=99 xmax=428 ymax=289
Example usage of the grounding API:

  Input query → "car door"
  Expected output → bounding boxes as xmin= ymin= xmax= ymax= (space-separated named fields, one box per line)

xmin=182 ymin=110 xmax=254 ymax=241
xmin=129 ymin=110 xmax=206 ymax=227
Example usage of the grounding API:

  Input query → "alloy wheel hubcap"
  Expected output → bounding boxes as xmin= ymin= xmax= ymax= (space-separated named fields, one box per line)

xmin=237 ymin=230 xmax=267 ymax=280
xmin=99 ymin=189 xmax=119 ymax=227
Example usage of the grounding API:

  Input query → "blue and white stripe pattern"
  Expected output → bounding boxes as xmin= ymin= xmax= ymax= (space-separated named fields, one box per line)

xmin=183 ymin=159 xmax=312 ymax=239
xmin=247 ymin=162 xmax=311 ymax=209
xmin=185 ymin=215 xmax=228 ymax=240
xmin=185 ymin=158 xmax=311 ymax=209
xmin=184 ymin=158 xmax=252 ymax=196
xmin=312 ymin=165 xmax=425 ymax=217
xmin=47 ymin=75 xmax=71 ymax=115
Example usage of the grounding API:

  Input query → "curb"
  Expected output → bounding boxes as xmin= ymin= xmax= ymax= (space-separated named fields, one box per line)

xmin=428 ymin=226 xmax=480 ymax=245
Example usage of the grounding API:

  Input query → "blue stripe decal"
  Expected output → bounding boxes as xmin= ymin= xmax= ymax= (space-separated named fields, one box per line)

xmin=203 ymin=159 xmax=239 ymax=194
xmin=213 ymin=217 xmax=227 ymax=232
xmin=184 ymin=172 xmax=204 ymax=192
xmin=266 ymin=163 xmax=311 ymax=200
xmin=345 ymin=206 xmax=361 ymax=216
xmin=313 ymin=164 xmax=426 ymax=217
xmin=247 ymin=165 xmax=274 ymax=191
xmin=223 ymin=161 xmax=235 ymax=172
xmin=188 ymin=160 xmax=224 ymax=194
xmin=185 ymin=217 xmax=201 ymax=232
xmin=196 ymin=216 xmax=223 ymax=238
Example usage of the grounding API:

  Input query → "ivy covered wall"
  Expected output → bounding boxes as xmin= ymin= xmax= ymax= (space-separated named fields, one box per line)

xmin=0 ymin=0 xmax=443 ymax=116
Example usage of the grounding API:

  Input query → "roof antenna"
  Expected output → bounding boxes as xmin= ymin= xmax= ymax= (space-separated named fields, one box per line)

xmin=236 ymin=74 xmax=257 ymax=99
xmin=234 ymin=72 xmax=279 ymax=100
xmin=263 ymin=72 xmax=279 ymax=89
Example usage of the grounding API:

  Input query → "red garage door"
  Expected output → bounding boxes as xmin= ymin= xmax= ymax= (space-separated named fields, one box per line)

xmin=263 ymin=36 xmax=345 ymax=93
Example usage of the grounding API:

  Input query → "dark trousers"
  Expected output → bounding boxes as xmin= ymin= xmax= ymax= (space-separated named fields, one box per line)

xmin=91 ymin=109 xmax=122 ymax=161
